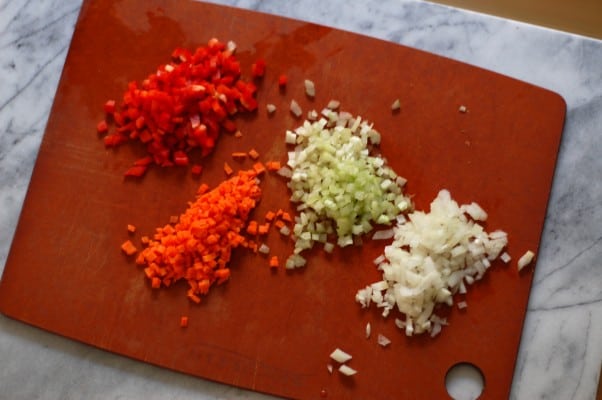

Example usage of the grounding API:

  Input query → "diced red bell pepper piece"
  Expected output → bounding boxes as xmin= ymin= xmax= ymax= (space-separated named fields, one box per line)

xmin=173 ymin=151 xmax=189 ymax=166
xmin=104 ymin=100 xmax=116 ymax=114
xmin=278 ymin=74 xmax=288 ymax=87
xmin=251 ymin=59 xmax=266 ymax=78
xmin=124 ymin=164 xmax=148 ymax=177
xmin=97 ymin=120 xmax=108 ymax=133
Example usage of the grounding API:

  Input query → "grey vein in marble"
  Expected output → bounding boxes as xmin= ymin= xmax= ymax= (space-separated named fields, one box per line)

xmin=1 ymin=0 xmax=601 ymax=399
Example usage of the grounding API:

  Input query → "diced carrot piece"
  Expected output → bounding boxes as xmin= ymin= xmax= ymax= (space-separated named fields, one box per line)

xmin=274 ymin=220 xmax=286 ymax=229
xmin=253 ymin=162 xmax=266 ymax=175
xmin=266 ymin=161 xmax=281 ymax=171
xmin=269 ymin=256 xmax=279 ymax=268
xmin=121 ymin=240 xmax=137 ymax=255
xmin=127 ymin=224 xmax=136 ymax=233
xmin=234 ymin=130 xmax=243 ymax=138
xmin=180 ymin=316 xmax=189 ymax=328
xmin=232 ymin=152 xmax=247 ymax=160
xmin=246 ymin=220 xmax=258 ymax=235
xmin=151 ymin=277 xmax=161 ymax=289
xmin=280 ymin=211 xmax=293 ymax=223
xmin=265 ymin=210 xmax=276 ymax=221
xmin=191 ymin=164 xmax=203 ymax=175
xmin=258 ymin=223 xmax=270 ymax=235
xmin=248 ymin=148 xmax=260 ymax=160
xmin=224 ymin=162 xmax=233 ymax=176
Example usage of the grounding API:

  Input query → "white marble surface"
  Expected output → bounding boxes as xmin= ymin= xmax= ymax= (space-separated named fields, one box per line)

xmin=1 ymin=0 xmax=601 ymax=398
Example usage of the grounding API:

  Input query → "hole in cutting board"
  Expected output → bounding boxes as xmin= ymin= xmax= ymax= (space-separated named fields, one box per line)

xmin=445 ymin=362 xmax=485 ymax=400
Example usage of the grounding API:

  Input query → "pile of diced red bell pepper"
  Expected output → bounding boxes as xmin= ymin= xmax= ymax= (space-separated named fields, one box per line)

xmin=97 ymin=38 xmax=263 ymax=177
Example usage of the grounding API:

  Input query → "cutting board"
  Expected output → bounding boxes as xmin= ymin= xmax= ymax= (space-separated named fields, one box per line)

xmin=0 ymin=0 xmax=566 ymax=398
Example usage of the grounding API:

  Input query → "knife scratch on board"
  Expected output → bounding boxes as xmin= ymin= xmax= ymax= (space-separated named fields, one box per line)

xmin=252 ymin=358 xmax=260 ymax=389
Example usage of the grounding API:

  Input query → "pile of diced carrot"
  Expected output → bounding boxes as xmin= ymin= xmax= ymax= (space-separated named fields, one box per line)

xmin=133 ymin=169 xmax=262 ymax=303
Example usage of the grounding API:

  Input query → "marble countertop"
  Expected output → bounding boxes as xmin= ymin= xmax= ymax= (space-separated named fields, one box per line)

xmin=1 ymin=0 xmax=601 ymax=399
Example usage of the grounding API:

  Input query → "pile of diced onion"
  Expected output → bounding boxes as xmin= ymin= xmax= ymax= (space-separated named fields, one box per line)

xmin=356 ymin=189 xmax=508 ymax=336
xmin=277 ymin=107 xmax=411 ymax=268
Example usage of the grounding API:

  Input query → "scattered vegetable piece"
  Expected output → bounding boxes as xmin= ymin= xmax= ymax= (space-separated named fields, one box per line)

xmin=127 ymin=224 xmax=136 ymax=233
xmin=103 ymin=99 xmax=116 ymax=114
xmin=326 ymin=100 xmax=340 ymax=110
xmin=278 ymin=74 xmax=288 ymax=87
xmin=391 ymin=99 xmax=401 ymax=111
xmin=253 ymin=161 xmax=266 ymax=175
xmin=248 ymin=148 xmax=260 ymax=160
xmin=265 ymin=210 xmax=276 ymax=222
xmin=96 ymin=120 xmax=108 ymax=133
xmin=330 ymin=348 xmax=352 ymax=363
xmin=338 ymin=365 xmax=357 ymax=376
xmin=459 ymin=105 xmax=468 ymax=113
xmin=224 ymin=162 xmax=234 ymax=176
xmin=251 ymin=59 xmax=266 ymax=78
xmin=258 ymin=243 xmax=270 ymax=255
xmin=258 ymin=223 xmax=270 ymax=235
xmin=246 ymin=220 xmax=259 ymax=236
xmin=517 ymin=250 xmax=535 ymax=271
xmin=377 ymin=334 xmax=391 ymax=347
xmin=304 ymin=79 xmax=316 ymax=97
xmin=134 ymin=170 xmax=262 ymax=302
xmin=290 ymin=100 xmax=302 ymax=118
xmin=365 ymin=322 xmax=371 ymax=339
xmin=269 ymin=256 xmax=279 ymax=268
xmin=266 ymin=104 xmax=277 ymax=114
xmin=191 ymin=164 xmax=203 ymax=175
xmin=231 ymin=152 xmax=248 ymax=160
xmin=180 ymin=316 xmax=189 ymax=328
xmin=121 ymin=240 xmax=137 ymax=256
xmin=265 ymin=161 xmax=282 ymax=171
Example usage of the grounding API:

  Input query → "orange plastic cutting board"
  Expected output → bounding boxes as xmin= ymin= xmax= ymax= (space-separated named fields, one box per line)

xmin=0 ymin=0 xmax=565 ymax=398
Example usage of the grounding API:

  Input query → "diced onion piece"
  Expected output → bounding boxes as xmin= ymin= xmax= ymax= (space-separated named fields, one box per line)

xmin=327 ymin=364 xmax=334 ymax=374
xmin=226 ymin=40 xmax=237 ymax=53
xmin=459 ymin=105 xmax=468 ymax=113
xmin=266 ymin=103 xmax=277 ymax=114
xmin=500 ymin=252 xmax=511 ymax=263
xmin=517 ymin=250 xmax=535 ymax=271
xmin=457 ymin=301 xmax=467 ymax=309
xmin=377 ymin=334 xmax=391 ymax=347
xmin=258 ymin=243 xmax=270 ymax=254
xmin=391 ymin=99 xmax=401 ymax=110
xmin=279 ymin=225 xmax=291 ymax=236
xmin=304 ymin=79 xmax=316 ymax=97
xmin=330 ymin=348 xmax=352 ymax=363
xmin=290 ymin=100 xmax=302 ymax=118
xmin=461 ymin=202 xmax=488 ymax=221
xmin=327 ymin=99 xmax=340 ymax=110
xmin=276 ymin=166 xmax=292 ymax=178
xmin=365 ymin=322 xmax=371 ymax=339
xmin=307 ymin=109 xmax=319 ymax=121
xmin=373 ymin=229 xmax=394 ymax=240
xmin=338 ymin=364 xmax=357 ymax=376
